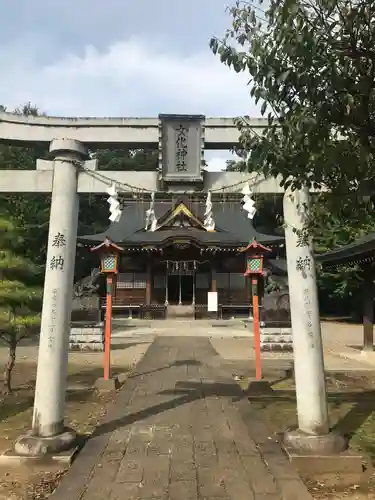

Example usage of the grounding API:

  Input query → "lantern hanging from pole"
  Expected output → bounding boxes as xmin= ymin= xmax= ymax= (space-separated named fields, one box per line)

xmin=91 ymin=237 xmax=123 ymax=274
xmin=241 ymin=239 xmax=271 ymax=277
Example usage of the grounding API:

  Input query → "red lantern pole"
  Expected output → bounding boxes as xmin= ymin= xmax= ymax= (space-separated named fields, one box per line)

xmin=104 ymin=274 xmax=113 ymax=380
xmin=90 ymin=238 xmax=123 ymax=386
xmin=251 ymin=276 xmax=262 ymax=380
xmin=241 ymin=239 xmax=271 ymax=382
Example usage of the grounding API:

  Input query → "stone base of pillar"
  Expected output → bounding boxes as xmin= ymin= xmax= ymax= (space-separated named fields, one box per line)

xmin=284 ymin=428 xmax=348 ymax=454
xmin=95 ymin=376 xmax=120 ymax=392
xmin=283 ymin=429 xmax=369 ymax=486
xmin=246 ymin=379 xmax=274 ymax=395
xmin=12 ymin=427 xmax=77 ymax=458
xmin=0 ymin=447 xmax=78 ymax=467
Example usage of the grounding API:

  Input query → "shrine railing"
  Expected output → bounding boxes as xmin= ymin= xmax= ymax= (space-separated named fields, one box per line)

xmin=100 ymin=298 xmax=167 ymax=319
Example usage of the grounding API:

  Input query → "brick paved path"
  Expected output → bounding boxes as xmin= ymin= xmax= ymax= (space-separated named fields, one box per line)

xmin=51 ymin=337 xmax=312 ymax=500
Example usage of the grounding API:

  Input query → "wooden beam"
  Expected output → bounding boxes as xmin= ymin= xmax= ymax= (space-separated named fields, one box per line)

xmin=145 ymin=258 xmax=152 ymax=306
xmin=211 ymin=264 xmax=217 ymax=293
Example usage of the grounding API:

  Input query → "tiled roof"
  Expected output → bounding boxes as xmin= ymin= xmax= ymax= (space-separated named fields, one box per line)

xmin=78 ymin=200 xmax=285 ymax=247
xmin=317 ymin=232 xmax=375 ymax=266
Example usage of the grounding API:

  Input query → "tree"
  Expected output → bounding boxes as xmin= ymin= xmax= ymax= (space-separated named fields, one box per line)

xmin=210 ymin=1 xmax=375 ymax=317
xmin=210 ymin=0 xmax=375 ymax=198
xmin=311 ymin=192 xmax=375 ymax=315
xmin=0 ymin=103 xmax=162 ymax=282
xmin=0 ymin=218 xmax=42 ymax=393
xmin=92 ymin=148 xmax=158 ymax=171
xmin=0 ymin=104 xmax=50 ymax=265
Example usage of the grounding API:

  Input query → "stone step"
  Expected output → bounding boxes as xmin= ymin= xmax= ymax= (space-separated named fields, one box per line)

xmin=261 ymin=334 xmax=293 ymax=343
xmin=167 ymin=305 xmax=195 ymax=319
xmin=260 ymin=331 xmax=294 ymax=352
xmin=69 ymin=324 xmax=104 ymax=351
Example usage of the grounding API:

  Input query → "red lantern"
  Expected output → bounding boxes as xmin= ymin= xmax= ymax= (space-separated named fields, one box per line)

xmin=91 ymin=237 xmax=123 ymax=274
xmin=241 ymin=239 xmax=271 ymax=277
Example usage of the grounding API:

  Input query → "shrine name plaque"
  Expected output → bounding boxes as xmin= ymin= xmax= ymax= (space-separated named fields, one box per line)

xmin=159 ymin=114 xmax=204 ymax=183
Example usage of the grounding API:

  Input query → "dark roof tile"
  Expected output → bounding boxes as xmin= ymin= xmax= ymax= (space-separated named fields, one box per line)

xmin=78 ymin=200 xmax=284 ymax=247
xmin=317 ymin=232 xmax=375 ymax=266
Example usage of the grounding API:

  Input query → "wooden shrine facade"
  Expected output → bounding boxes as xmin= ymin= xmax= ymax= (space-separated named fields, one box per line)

xmin=78 ymin=197 xmax=285 ymax=318
xmin=114 ymin=247 xmax=250 ymax=307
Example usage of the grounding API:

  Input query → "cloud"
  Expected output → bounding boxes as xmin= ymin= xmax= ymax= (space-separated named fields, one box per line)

xmin=206 ymin=157 xmax=228 ymax=172
xmin=205 ymin=152 xmax=238 ymax=172
xmin=0 ymin=36 xmax=259 ymax=118
xmin=0 ymin=34 xmax=255 ymax=169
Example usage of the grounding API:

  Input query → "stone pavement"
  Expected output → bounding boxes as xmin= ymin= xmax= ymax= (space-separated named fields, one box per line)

xmin=111 ymin=318 xmax=253 ymax=338
xmin=51 ymin=337 xmax=312 ymax=500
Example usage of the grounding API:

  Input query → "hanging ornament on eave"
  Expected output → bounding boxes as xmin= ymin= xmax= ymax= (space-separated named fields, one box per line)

xmin=204 ymin=191 xmax=215 ymax=231
xmin=107 ymin=183 xmax=122 ymax=223
xmin=241 ymin=183 xmax=257 ymax=220
xmin=145 ymin=192 xmax=158 ymax=231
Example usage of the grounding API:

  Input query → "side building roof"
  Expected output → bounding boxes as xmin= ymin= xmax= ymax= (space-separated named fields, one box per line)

xmin=317 ymin=232 xmax=375 ymax=267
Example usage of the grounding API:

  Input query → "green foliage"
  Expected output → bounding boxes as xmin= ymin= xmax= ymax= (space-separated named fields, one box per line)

xmin=0 ymin=105 xmax=160 ymax=280
xmin=0 ymin=217 xmax=42 ymax=346
xmin=212 ymin=0 xmax=375 ymax=314
xmin=253 ymin=194 xmax=284 ymax=234
xmin=210 ymin=0 xmax=375 ymax=197
xmin=92 ymin=148 xmax=158 ymax=171
xmin=228 ymin=153 xmax=374 ymax=312
xmin=0 ymin=105 xmax=50 ymax=265
xmin=312 ymin=193 xmax=375 ymax=315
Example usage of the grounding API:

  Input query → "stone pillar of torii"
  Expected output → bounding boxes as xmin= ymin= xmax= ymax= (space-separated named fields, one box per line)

xmin=0 ymin=132 xmax=346 ymax=460
xmin=283 ymin=189 xmax=345 ymax=453
xmin=15 ymin=139 xmax=88 ymax=455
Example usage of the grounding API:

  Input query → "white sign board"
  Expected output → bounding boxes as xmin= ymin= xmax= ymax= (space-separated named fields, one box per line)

xmin=207 ymin=292 xmax=218 ymax=312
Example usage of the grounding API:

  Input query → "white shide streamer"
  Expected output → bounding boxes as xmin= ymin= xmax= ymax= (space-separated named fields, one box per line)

xmin=241 ymin=182 xmax=256 ymax=220
xmin=204 ymin=191 xmax=215 ymax=231
xmin=145 ymin=192 xmax=158 ymax=231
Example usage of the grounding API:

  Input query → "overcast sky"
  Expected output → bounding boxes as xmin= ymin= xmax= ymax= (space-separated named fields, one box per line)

xmin=1 ymin=0 xmax=260 ymax=169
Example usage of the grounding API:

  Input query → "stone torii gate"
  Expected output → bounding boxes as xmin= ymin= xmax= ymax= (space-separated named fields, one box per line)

xmin=0 ymin=112 xmax=343 ymax=461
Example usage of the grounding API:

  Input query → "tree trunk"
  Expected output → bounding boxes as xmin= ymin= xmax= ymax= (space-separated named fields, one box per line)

xmin=3 ymin=341 xmax=16 ymax=394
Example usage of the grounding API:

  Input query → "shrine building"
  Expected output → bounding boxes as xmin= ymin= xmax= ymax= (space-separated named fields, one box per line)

xmin=75 ymin=113 xmax=287 ymax=320
xmin=78 ymin=195 xmax=286 ymax=319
